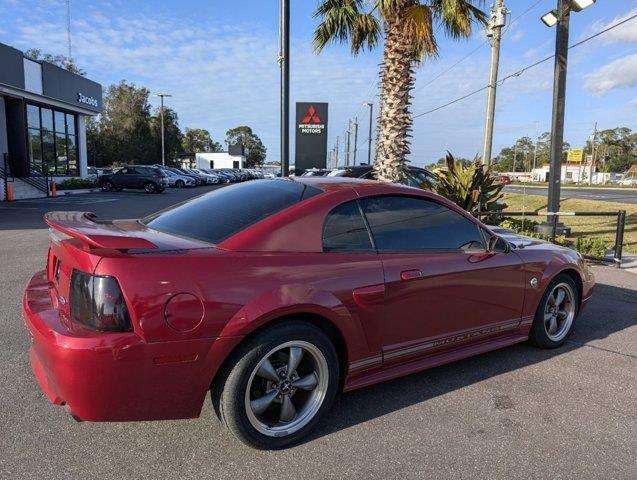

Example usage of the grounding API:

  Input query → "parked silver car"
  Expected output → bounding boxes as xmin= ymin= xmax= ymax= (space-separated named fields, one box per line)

xmin=163 ymin=169 xmax=196 ymax=188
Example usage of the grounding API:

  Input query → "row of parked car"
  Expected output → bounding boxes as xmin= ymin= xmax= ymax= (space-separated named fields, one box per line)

xmin=97 ymin=165 xmax=271 ymax=194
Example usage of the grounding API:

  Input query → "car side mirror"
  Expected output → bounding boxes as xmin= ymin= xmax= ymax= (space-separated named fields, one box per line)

xmin=488 ymin=235 xmax=510 ymax=254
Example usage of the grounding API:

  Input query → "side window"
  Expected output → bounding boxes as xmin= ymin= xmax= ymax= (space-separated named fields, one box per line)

xmin=323 ymin=201 xmax=374 ymax=252
xmin=359 ymin=196 xmax=484 ymax=252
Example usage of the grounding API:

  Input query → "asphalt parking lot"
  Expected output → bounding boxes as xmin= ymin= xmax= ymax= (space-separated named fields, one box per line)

xmin=0 ymin=188 xmax=635 ymax=479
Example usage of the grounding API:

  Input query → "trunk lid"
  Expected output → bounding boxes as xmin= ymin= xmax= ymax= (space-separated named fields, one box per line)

xmin=44 ymin=211 xmax=210 ymax=320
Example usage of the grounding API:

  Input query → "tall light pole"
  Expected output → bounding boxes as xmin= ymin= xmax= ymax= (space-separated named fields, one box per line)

xmin=539 ymin=0 xmax=596 ymax=239
xmin=154 ymin=93 xmax=172 ymax=166
xmin=279 ymin=0 xmax=290 ymax=177
xmin=364 ymin=102 xmax=373 ymax=164
xmin=481 ymin=0 xmax=507 ymax=165
xmin=352 ymin=116 xmax=359 ymax=165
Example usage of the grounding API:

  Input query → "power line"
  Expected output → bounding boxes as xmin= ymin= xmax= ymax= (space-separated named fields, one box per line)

xmin=414 ymin=0 xmax=544 ymax=93
xmin=413 ymin=12 xmax=637 ymax=120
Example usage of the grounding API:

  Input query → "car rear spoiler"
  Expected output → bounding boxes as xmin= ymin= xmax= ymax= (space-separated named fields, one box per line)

xmin=44 ymin=211 xmax=158 ymax=251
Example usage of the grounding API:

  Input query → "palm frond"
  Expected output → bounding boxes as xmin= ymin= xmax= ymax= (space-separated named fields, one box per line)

xmin=313 ymin=0 xmax=368 ymax=53
xmin=430 ymin=0 xmax=487 ymax=39
xmin=352 ymin=13 xmax=382 ymax=53
xmin=403 ymin=4 xmax=438 ymax=60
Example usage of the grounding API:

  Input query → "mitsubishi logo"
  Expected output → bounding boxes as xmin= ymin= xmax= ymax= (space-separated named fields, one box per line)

xmin=301 ymin=106 xmax=321 ymax=124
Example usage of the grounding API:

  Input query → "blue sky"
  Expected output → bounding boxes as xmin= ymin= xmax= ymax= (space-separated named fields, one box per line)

xmin=1 ymin=0 xmax=636 ymax=166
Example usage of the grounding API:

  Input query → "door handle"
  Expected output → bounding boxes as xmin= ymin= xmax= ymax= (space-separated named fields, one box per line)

xmin=400 ymin=269 xmax=423 ymax=281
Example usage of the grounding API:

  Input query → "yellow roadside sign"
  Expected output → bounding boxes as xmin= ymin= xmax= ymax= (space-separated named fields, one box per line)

xmin=567 ymin=149 xmax=584 ymax=162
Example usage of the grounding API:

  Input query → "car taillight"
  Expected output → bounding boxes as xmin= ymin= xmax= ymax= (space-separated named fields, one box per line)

xmin=70 ymin=270 xmax=133 ymax=332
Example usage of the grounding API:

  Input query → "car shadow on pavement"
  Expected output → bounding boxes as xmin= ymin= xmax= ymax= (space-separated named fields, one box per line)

xmin=303 ymin=280 xmax=636 ymax=445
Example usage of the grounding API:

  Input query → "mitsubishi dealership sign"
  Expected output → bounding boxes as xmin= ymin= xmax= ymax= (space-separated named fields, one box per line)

xmin=295 ymin=102 xmax=328 ymax=174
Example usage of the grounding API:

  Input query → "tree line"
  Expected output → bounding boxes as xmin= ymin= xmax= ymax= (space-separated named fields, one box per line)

xmin=85 ymin=81 xmax=267 ymax=168
xmin=491 ymin=127 xmax=637 ymax=173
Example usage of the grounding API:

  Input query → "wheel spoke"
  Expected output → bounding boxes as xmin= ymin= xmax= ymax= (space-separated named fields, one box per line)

xmin=544 ymin=313 xmax=553 ymax=323
xmin=557 ymin=309 xmax=568 ymax=319
xmin=548 ymin=293 xmax=556 ymax=305
xmin=292 ymin=372 xmax=318 ymax=391
xmin=279 ymin=395 xmax=297 ymax=423
xmin=256 ymin=358 xmax=280 ymax=383
xmin=555 ymin=288 xmax=566 ymax=307
xmin=287 ymin=347 xmax=303 ymax=374
xmin=547 ymin=316 xmax=558 ymax=335
xmin=250 ymin=390 xmax=278 ymax=416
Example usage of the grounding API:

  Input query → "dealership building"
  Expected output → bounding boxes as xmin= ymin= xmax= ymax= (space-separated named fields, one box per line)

xmin=0 ymin=42 xmax=102 ymax=200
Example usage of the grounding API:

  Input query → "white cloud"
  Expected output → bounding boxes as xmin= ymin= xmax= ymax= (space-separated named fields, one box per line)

xmin=631 ymin=98 xmax=637 ymax=107
xmin=585 ymin=53 xmax=637 ymax=94
xmin=9 ymin=7 xmax=380 ymax=162
xmin=585 ymin=8 xmax=637 ymax=44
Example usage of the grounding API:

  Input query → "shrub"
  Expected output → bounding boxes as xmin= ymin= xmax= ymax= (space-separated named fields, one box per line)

xmin=575 ymin=237 xmax=609 ymax=258
xmin=56 ymin=178 xmax=98 ymax=190
xmin=432 ymin=153 xmax=506 ymax=215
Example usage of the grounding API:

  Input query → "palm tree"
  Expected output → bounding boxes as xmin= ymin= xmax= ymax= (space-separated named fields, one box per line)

xmin=314 ymin=0 xmax=487 ymax=182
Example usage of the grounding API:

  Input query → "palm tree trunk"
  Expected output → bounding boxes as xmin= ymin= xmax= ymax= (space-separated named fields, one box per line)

xmin=374 ymin=5 xmax=415 ymax=183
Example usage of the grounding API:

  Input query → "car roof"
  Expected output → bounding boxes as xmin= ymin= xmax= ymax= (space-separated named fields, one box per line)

xmin=290 ymin=175 xmax=417 ymax=194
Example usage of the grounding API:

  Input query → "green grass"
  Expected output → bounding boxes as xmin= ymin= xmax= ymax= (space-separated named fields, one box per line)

xmin=501 ymin=193 xmax=637 ymax=255
xmin=509 ymin=181 xmax=636 ymax=190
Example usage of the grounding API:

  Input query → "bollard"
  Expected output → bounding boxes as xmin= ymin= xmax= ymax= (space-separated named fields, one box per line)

xmin=613 ymin=210 xmax=626 ymax=268
xmin=6 ymin=182 xmax=14 ymax=201
xmin=50 ymin=181 xmax=57 ymax=197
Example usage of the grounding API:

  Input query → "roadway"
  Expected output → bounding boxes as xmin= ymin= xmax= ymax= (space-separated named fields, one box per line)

xmin=504 ymin=185 xmax=637 ymax=204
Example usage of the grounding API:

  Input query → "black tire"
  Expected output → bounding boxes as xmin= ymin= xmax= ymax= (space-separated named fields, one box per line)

xmin=100 ymin=181 xmax=113 ymax=192
xmin=144 ymin=182 xmax=156 ymax=194
xmin=114 ymin=187 xmax=123 ymax=191
xmin=156 ymin=187 xmax=165 ymax=193
xmin=529 ymin=274 xmax=579 ymax=349
xmin=176 ymin=180 xmax=185 ymax=188
xmin=212 ymin=321 xmax=339 ymax=449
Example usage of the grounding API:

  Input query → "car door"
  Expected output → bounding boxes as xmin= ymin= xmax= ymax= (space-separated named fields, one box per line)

xmin=113 ymin=168 xmax=132 ymax=188
xmin=358 ymin=195 xmax=526 ymax=366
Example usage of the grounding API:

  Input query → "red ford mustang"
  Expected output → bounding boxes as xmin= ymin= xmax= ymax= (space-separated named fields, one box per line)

xmin=23 ymin=177 xmax=594 ymax=449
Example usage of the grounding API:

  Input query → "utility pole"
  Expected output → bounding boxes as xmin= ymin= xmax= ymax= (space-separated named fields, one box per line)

xmin=335 ymin=136 xmax=339 ymax=168
xmin=154 ymin=93 xmax=172 ymax=166
xmin=66 ymin=0 xmax=72 ymax=60
xmin=481 ymin=0 xmax=507 ymax=165
xmin=512 ymin=142 xmax=517 ymax=172
xmin=345 ymin=121 xmax=351 ymax=166
xmin=545 ymin=0 xmax=570 ymax=235
xmin=352 ymin=116 xmax=359 ymax=165
xmin=588 ymin=122 xmax=597 ymax=186
xmin=364 ymin=102 xmax=373 ymax=164
xmin=279 ymin=0 xmax=290 ymax=177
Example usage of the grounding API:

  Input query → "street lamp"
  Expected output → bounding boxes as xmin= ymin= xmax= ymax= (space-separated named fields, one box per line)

xmin=364 ymin=102 xmax=373 ymax=165
xmin=537 ymin=0 xmax=595 ymax=240
xmin=153 ymin=93 xmax=172 ymax=166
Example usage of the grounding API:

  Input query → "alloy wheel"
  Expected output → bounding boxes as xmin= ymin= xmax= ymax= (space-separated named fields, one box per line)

xmin=144 ymin=182 xmax=156 ymax=193
xmin=245 ymin=341 xmax=328 ymax=437
xmin=544 ymin=282 xmax=576 ymax=342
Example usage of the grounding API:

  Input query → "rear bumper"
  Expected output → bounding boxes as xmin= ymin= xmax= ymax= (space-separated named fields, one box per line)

xmin=23 ymin=270 xmax=241 ymax=422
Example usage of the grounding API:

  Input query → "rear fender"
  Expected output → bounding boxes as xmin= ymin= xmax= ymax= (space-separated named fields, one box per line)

xmin=217 ymin=284 xmax=371 ymax=364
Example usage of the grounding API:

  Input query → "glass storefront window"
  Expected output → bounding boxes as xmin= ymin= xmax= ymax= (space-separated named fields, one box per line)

xmin=41 ymin=108 xmax=53 ymax=131
xmin=54 ymin=111 xmax=66 ymax=134
xmin=66 ymin=113 xmax=76 ymax=135
xmin=27 ymin=105 xmax=40 ymax=129
xmin=28 ymin=128 xmax=43 ymax=169
xmin=67 ymin=135 xmax=78 ymax=175
xmin=25 ymin=103 xmax=79 ymax=176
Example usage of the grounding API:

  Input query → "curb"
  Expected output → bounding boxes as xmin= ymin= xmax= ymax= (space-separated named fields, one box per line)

xmin=58 ymin=188 xmax=101 ymax=195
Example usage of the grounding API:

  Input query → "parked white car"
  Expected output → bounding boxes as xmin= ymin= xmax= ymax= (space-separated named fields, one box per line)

xmin=163 ymin=169 xmax=195 ymax=188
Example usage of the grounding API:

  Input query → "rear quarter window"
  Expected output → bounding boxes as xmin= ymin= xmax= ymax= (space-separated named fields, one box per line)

xmin=143 ymin=180 xmax=322 ymax=244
